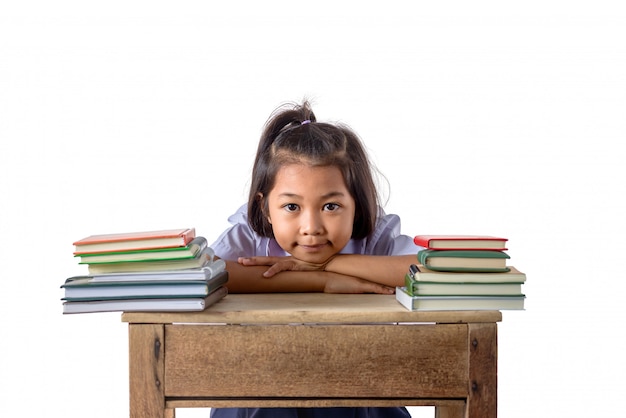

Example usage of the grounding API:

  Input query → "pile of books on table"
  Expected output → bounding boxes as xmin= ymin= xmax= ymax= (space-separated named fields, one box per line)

xmin=396 ymin=235 xmax=526 ymax=311
xmin=61 ymin=228 xmax=228 ymax=314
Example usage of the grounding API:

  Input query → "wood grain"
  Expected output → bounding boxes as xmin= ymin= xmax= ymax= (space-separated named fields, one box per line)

xmin=129 ymin=324 xmax=169 ymax=418
xmin=164 ymin=324 xmax=469 ymax=399
xmin=467 ymin=323 xmax=498 ymax=418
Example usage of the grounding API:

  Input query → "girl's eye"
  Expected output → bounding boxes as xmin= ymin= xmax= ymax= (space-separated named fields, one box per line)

xmin=324 ymin=203 xmax=340 ymax=211
xmin=284 ymin=203 xmax=299 ymax=212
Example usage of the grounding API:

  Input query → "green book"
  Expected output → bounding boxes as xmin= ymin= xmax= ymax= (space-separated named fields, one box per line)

xmin=404 ymin=266 xmax=527 ymax=296
xmin=77 ymin=236 xmax=207 ymax=264
xmin=87 ymin=247 xmax=214 ymax=275
xmin=417 ymin=249 xmax=510 ymax=272
xmin=404 ymin=274 xmax=524 ymax=297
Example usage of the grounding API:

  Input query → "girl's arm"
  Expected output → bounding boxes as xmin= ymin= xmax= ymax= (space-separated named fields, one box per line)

xmin=324 ymin=254 xmax=415 ymax=287
xmin=222 ymin=259 xmax=396 ymax=294
xmin=238 ymin=254 xmax=415 ymax=288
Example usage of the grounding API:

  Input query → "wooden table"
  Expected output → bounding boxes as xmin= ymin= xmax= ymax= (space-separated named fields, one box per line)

xmin=122 ymin=293 xmax=501 ymax=418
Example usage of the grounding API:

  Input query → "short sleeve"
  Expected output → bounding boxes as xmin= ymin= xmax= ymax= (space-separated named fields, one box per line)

xmin=209 ymin=204 xmax=259 ymax=260
xmin=366 ymin=210 xmax=421 ymax=256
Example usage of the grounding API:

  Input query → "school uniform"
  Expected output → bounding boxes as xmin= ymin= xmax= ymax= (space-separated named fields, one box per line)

xmin=209 ymin=204 xmax=419 ymax=418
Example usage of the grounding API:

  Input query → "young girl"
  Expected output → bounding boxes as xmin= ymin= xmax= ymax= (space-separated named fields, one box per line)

xmin=210 ymin=101 xmax=419 ymax=418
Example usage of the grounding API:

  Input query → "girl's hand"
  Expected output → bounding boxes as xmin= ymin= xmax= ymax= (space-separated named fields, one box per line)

xmin=238 ymin=256 xmax=328 ymax=277
xmin=322 ymin=273 xmax=395 ymax=294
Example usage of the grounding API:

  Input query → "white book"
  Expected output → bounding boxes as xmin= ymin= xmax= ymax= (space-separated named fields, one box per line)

xmin=395 ymin=287 xmax=525 ymax=311
xmin=61 ymin=271 xmax=228 ymax=300
xmin=89 ymin=259 xmax=226 ymax=282
xmin=62 ymin=286 xmax=228 ymax=314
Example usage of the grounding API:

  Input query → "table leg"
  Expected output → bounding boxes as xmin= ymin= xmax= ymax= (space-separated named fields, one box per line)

xmin=129 ymin=323 xmax=168 ymax=418
xmin=435 ymin=405 xmax=465 ymax=418
xmin=467 ymin=323 xmax=497 ymax=418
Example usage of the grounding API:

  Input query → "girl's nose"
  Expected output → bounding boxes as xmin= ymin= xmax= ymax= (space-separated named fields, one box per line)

xmin=300 ymin=210 xmax=323 ymax=235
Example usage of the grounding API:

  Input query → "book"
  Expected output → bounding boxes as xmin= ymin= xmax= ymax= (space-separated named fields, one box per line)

xmin=76 ymin=236 xmax=207 ymax=264
xmin=61 ymin=271 xmax=228 ymax=301
xmin=413 ymin=235 xmax=508 ymax=250
xmin=404 ymin=274 xmax=523 ymax=296
xmin=395 ymin=286 xmax=525 ymax=311
xmin=408 ymin=265 xmax=526 ymax=284
xmin=73 ymin=228 xmax=196 ymax=254
xmin=62 ymin=286 xmax=228 ymax=314
xmin=87 ymin=247 xmax=214 ymax=274
xmin=88 ymin=259 xmax=226 ymax=283
xmin=417 ymin=249 xmax=510 ymax=272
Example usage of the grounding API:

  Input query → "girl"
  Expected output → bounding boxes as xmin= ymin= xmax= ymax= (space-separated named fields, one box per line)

xmin=210 ymin=101 xmax=419 ymax=418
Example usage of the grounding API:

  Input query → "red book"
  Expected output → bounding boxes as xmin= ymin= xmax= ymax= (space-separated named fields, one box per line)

xmin=73 ymin=228 xmax=196 ymax=255
xmin=413 ymin=235 xmax=508 ymax=251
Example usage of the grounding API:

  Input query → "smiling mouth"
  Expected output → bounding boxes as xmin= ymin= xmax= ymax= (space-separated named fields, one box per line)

xmin=299 ymin=243 xmax=328 ymax=251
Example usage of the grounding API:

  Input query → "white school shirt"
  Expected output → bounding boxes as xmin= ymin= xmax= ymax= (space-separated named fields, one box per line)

xmin=210 ymin=204 xmax=420 ymax=260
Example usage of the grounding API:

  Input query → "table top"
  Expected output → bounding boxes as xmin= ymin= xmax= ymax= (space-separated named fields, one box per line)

xmin=121 ymin=293 xmax=502 ymax=324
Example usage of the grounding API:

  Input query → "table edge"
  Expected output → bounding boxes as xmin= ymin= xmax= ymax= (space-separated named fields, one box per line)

xmin=121 ymin=293 xmax=503 ymax=324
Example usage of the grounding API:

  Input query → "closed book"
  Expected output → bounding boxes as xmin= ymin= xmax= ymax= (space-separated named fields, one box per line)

xmin=62 ymin=286 xmax=228 ymax=314
xmin=77 ymin=237 xmax=207 ymax=264
xmin=413 ymin=235 xmax=508 ymax=250
xmin=417 ymin=249 xmax=510 ymax=272
xmin=87 ymin=247 xmax=214 ymax=274
xmin=74 ymin=228 xmax=196 ymax=254
xmin=88 ymin=259 xmax=226 ymax=283
xmin=88 ymin=248 xmax=213 ymax=275
xmin=395 ymin=286 xmax=525 ymax=311
xmin=404 ymin=274 xmax=523 ymax=296
xmin=409 ymin=265 xmax=526 ymax=284
xmin=61 ymin=271 xmax=228 ymax=301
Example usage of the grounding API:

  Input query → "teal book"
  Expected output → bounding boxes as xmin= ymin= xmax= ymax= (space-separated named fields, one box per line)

xmin=417 ymin=249 xmax=510 ymax=272
xmin=61 ymin=271 xmax=228 ymax=301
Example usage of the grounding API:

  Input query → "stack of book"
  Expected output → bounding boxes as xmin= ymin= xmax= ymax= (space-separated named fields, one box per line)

xmin=396 ymin=235 xmax=526 ymax=311
xmin=61 ymin=228 xmax=228 ymax=314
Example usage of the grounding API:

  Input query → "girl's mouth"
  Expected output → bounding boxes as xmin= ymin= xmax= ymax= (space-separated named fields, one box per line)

xmin=299 ymin=243 xmax=328 ymax=252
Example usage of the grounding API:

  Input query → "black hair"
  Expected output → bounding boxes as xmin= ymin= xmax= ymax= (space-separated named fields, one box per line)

xmin=248 ymin=100 xmax=380 ymax=240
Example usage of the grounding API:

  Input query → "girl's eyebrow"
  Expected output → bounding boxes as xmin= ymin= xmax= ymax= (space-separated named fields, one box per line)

xmin=321 ymin=191 xmax=347 ymax=199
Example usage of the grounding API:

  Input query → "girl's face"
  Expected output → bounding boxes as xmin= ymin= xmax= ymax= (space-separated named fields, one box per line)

xmin=266 ymin=163 xmax=356 ymax=264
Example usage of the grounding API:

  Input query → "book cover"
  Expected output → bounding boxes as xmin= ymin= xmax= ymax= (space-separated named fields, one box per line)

xmin=404 ymin=274 xmax=524 ymax=296
xmin=76 ymin=236 xmax=207 ymax=264
xmin=413 ymin=235 xmax=508 ymax=250
xmin=408 ymin=265 xmax=526 ymax=284
xmin=395 ymin=286 xmax=525 ymax=311
xmin=417 ymin=249 xmax=510 ymax=272
xmin=62 ymin=286 xmax=228 ymax=314
xmin=87 ymin=247 xmax=214 ymax=274
xmin=62 ymin=271 xmax=228 ymax=301
xmin=88 ymin=259 xmax=226 ymax=283
xmin=73 ymin=228 xmax=196 ymax=254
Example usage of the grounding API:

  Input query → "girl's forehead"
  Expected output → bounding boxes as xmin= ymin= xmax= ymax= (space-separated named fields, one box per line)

xmin=275 ymin=163 xmax=342 ymax=180
xmin=271 ymin=164 xmax=349 ymax=197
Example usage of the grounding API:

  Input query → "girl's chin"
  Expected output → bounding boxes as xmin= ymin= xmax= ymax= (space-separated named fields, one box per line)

xmin=292 ymin=250 xmax=334 ymax=265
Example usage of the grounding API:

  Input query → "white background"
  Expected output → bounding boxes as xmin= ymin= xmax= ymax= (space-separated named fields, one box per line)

xmin=1 ymin=1 xmax=624 ymax=417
